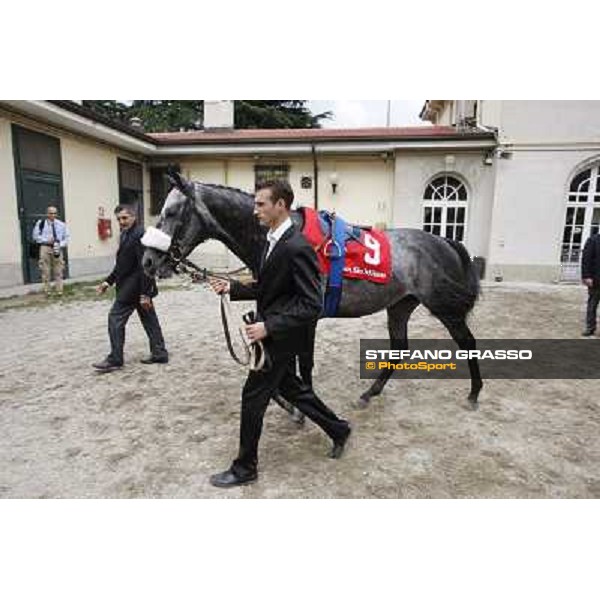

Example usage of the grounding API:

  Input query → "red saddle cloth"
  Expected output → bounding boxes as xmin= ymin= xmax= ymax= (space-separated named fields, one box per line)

xmin=300 ymin=207 xmax=392 ymax=284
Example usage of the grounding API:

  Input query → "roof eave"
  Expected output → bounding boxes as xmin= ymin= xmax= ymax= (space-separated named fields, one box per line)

xmin=151 ymin=131 xmax=494 ymax=147
xmin=153 ymin=137 xmax=497 ymax=156
xmin=0 ymin=100 xmax=158 ymax=154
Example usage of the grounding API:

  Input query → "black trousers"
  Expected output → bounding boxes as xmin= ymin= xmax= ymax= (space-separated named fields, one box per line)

xmin=107 ymin=300 xmax=168 ymax=365
xmin=297 ymin=324 xmax=316 ymax=386
xmin=232 ymin=353 xmax=348 ymax=476
xmin=586 ymin=285 xmax=600 ymax=332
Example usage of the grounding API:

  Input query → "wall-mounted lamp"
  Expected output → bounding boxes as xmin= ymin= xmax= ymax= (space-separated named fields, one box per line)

xmin=329 ymin=172 xmax=339 ymax=194
xmin=483 ymin=150 xmax=494 ymax=166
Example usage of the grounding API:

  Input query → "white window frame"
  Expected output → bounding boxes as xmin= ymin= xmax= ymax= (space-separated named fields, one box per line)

xmin=422 ymin=174 xmax=469 ymax=244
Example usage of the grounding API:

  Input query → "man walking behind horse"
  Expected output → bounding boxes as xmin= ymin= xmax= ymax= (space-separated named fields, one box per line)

xmin=208 ymin=180 xmax=351 ymax=488
xmin=93 ymin=205 xmax=169 ymax=372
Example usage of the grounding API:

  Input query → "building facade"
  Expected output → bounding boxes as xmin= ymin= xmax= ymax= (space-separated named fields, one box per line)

xmin=2 ymin=99 xmax=598 ymax=288
xmin=421 ymin=100 xmax=600 ymax=281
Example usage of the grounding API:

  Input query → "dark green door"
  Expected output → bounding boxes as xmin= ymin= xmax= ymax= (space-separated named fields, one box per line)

xmin=12 ymin=125 xmax=68 ymax=283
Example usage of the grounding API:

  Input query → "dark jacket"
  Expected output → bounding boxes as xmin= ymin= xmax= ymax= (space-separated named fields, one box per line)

xmin=229 ymin=223 xmax=322 ymax=355
xmin=581 ymin=234 xmax=600 ymax=281
xmin=106 ymin=225 xmax=158 ymax=304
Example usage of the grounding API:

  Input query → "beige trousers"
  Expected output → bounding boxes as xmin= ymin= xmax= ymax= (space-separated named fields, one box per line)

xmin=38 ymin=245 xmax=64 ymax=294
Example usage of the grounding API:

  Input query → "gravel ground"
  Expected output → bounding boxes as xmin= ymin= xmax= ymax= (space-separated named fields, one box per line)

xmin=1 ymin=280 xmax=599 ymax=498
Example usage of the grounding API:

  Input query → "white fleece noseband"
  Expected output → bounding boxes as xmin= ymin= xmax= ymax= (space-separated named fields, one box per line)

xmin=141 ymin=227 xmax=172 ymax=252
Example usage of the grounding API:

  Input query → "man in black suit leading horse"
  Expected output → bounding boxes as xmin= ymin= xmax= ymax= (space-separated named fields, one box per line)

xmin=208 ymin=180 xmax=351 ymax=488
xmin=93 ymin=204 xmax=169 ymax=372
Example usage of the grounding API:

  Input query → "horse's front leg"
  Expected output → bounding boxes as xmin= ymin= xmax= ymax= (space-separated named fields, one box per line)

xmin=358 ymin=296 xmax=419 ymax=408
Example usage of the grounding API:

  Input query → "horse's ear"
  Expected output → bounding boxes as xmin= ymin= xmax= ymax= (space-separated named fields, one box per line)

xmin=166 ymin=166 xmax=193 ymax=196
xmin=166 ymin=164 xmax=180 ymax=180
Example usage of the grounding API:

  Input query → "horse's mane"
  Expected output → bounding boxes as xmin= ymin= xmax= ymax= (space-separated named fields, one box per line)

xmin=195 ymin=182 xmax=302 ymax=222
xmin=196 ymin=182 xmax=255 ymax=204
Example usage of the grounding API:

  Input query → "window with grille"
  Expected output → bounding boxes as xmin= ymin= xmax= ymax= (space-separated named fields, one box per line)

xmin=14 ymin=127 xmax=62 ymax=175
xmin=422 ymin=175 xmax=468 ymax=242
xmin=254 ymin=164 xmax=289 ymax=190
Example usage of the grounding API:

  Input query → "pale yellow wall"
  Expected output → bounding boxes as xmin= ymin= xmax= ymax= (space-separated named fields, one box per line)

xmin=181 ymin=154 xmax=393 ymax=225
xmin=61 ymin=136 xmax=120 ymax=261
xmin=179 ymin=156 xmax=317 ymax=207
xmin=225 ymin=158 xmax=256 ymax=193
xmin=61 ymin=143 xmax=149 ymax=277
xmin=0 ymin=117 xmax=21 ymax=266
xmin=315 ymin=156 xmax=394 ymax=228
xmin=181 ymin=160 xmax=227 ymax=186
xmin=289 ymin=159 xmax=319 ymax=208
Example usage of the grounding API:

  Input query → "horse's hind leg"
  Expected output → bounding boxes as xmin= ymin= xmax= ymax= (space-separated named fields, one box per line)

xmin=358 ymin=296 xmax=420 ymax=408
xmin=438 ymin=315 xmax=483 ymax=410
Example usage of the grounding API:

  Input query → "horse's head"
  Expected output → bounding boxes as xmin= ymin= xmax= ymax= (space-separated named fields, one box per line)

xmin=142 ymin=171 xmax=216 ymax=277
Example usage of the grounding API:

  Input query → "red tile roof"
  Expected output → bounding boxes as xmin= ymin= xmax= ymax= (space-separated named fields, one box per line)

xmin=149 ymin=126 xmax=493 ymax=145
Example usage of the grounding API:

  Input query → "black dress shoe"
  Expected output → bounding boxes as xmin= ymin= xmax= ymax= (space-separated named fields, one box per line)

xmin=329 ymin=422 xmax=352 ymax=459
xmin=92 ymin=359 xmax=123 ymax=372
xmin=582 ymin=330 xmax=595 ymax=337
xmin=140 ymin=356 xmax=169 ymax=364
xmin=209 ymin=468 xmax=257 ymax=488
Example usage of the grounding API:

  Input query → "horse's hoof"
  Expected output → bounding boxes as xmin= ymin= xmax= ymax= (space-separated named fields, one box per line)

xmin=467 ymin=396 xmax=479 ymax=411
xmin=353 ymin=396 xmax=370 ymax=410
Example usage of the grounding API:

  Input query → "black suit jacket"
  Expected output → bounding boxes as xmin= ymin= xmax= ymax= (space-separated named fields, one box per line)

xmin=230 ymin=223 xmax=322 ymax=355
xmin=106 ymin=225 xmax=158 ymax=304
xmin=582 ymin=234 xmax=600 ymax=282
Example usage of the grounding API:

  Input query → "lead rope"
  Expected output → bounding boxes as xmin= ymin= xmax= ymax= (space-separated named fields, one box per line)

xmin=163 ymin=252 xmax=267 ymax=371
xmin=219 ymin=293 xmax=267 ymax=371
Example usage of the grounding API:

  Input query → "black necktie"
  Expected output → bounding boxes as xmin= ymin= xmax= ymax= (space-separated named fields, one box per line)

xmin=51 ymin=221 xmax=57 ymax=243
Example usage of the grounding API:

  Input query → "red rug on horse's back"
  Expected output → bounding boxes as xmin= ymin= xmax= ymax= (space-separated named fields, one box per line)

xmin=300 ymin=207 xmax=392 ymax=284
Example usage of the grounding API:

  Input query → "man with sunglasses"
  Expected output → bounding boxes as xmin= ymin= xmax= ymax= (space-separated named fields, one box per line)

xmin=93 ymin=205 xmax=168 ymax=373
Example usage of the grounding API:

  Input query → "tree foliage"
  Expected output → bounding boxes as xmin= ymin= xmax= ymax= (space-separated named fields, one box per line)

xmin=81 ymin=100 xmax=330 ymax=132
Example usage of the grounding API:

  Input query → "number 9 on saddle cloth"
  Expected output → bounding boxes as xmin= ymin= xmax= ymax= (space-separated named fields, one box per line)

xmin=299 ymin=207 xmax=392 ymax=317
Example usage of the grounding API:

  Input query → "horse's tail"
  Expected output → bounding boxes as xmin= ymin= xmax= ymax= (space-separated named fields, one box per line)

xmin=443 ymin=238 xmax=480 ymax=316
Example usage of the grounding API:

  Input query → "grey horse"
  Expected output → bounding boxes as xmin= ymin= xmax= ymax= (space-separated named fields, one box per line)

xmin=142 ymin=173 xmax=483 ymax=408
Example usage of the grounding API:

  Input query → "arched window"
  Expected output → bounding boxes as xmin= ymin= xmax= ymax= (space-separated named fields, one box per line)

xmin=561 ymin=165 xmax=600 ymax=271
xmin=422 ymin=175 xmax=468 ymax=242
